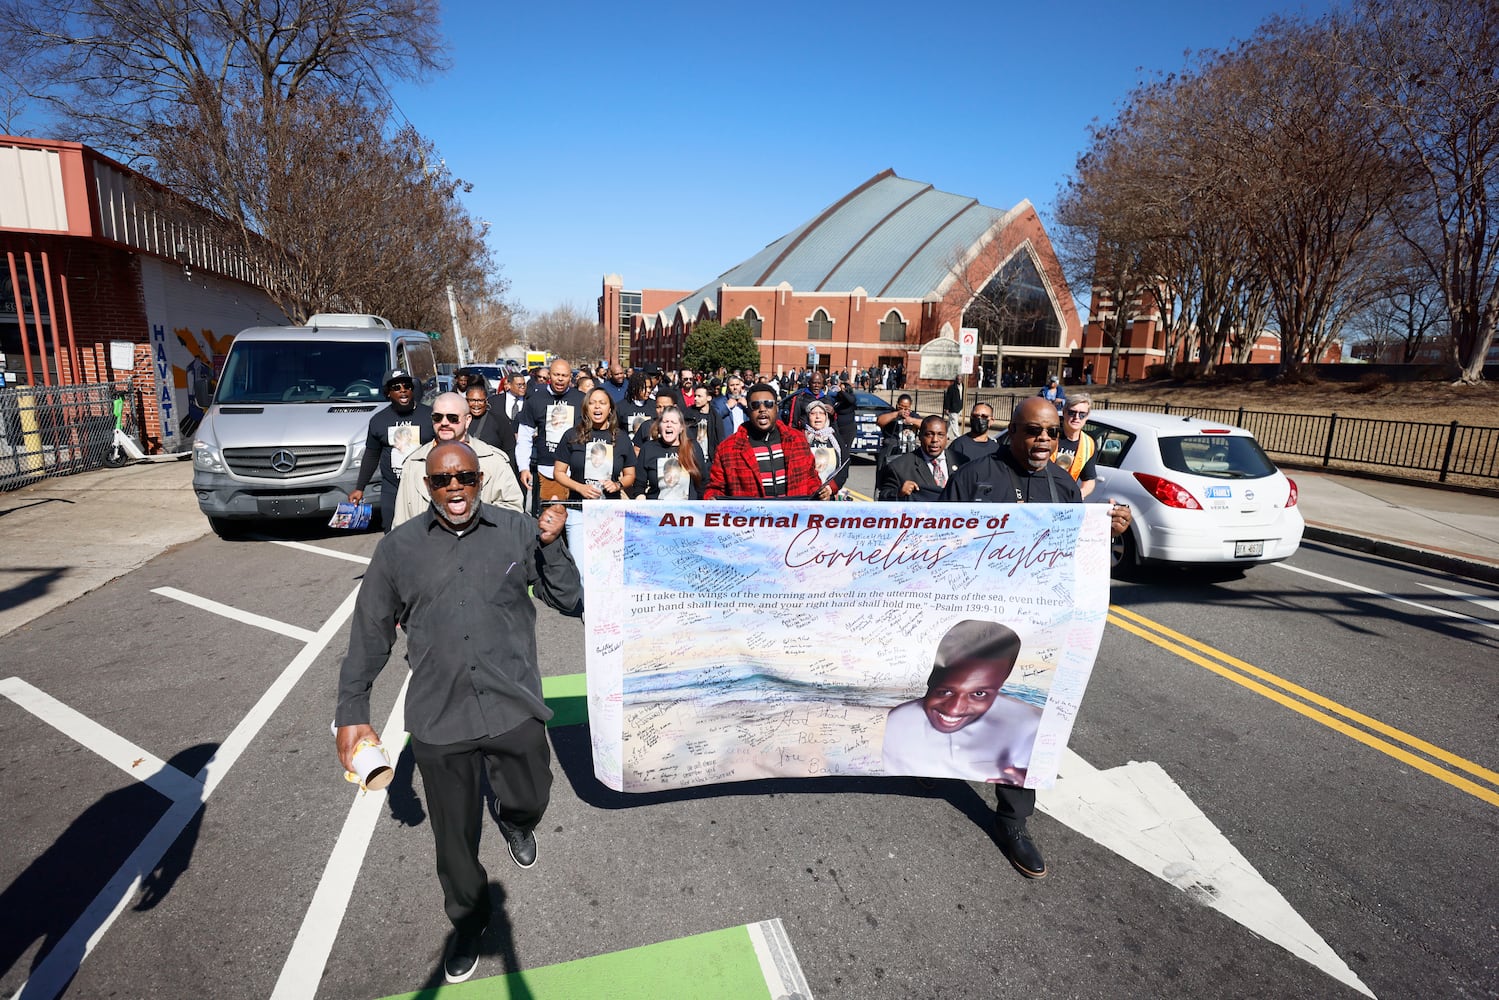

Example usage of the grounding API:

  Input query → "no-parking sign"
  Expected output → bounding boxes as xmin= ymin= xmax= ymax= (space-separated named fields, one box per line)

xmin=959 ymin=327 xmax=979 ymax=358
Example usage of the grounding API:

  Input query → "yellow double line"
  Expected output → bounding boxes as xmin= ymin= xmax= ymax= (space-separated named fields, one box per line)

xmin=1108 ymin=606 xmax=1499 ymax=809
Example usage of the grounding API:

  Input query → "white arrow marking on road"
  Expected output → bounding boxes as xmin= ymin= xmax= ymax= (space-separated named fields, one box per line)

xmin=1415 ymin=582 xmax=1499 ymax=617
xmin=1039 ymin=749 xmax=1375 ymax=999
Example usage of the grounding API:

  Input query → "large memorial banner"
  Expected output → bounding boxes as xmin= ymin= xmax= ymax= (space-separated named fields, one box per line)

xmin=582 ymin=501 xmax=1111 ymax=793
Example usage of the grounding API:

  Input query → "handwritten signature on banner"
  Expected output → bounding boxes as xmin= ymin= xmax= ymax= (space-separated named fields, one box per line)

xmin=585 ymin=501 xmax=1112 ymax=794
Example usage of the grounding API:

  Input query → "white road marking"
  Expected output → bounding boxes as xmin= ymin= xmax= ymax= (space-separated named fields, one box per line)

xmin=14 ymin=585 xmax=362 ymax=1000
xmin=152 ymin=586 xmax=319 ymax=642
xmin=1040 ymin=750 xmax=1375 ymax=999
xmin=1415 ymin=582 xmax=1499 ymax=617
xmin=266 ymin=539 xmax=373 ymax=565
xmin=1274 ymin=563 xmax=1499 ymax=633
xmin=746 ymin=917 xmax=814 ymax=998
xmin=270 ymin=673 xmax=410 ymax=1000
xmin=0 ymin=677 xmax=204 ymax=805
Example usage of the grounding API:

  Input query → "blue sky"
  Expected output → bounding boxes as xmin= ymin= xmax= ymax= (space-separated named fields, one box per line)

xmin=387 ymin=0 xmax=1329 ymax=317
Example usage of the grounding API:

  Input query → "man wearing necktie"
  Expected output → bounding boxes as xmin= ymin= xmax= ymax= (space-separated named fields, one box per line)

xmin=504 ymin=373 xmax=527 ymax=422
xmin=876 ymin=415 xmax=957 ymax=500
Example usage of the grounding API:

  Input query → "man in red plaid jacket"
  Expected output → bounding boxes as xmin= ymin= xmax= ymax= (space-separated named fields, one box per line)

xmin=705 ymin=384 xmax=833 ymax=500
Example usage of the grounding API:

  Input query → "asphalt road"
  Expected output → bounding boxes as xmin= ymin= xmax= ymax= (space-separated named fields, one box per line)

xmin=2 ymin=457 xmax=1496 ymax=999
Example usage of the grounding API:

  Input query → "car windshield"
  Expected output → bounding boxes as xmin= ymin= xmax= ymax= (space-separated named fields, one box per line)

xmin=215 ymin=341 xmax=389 ymax=404
xmin=1158 ymin=434 xmax=1278 ymax=479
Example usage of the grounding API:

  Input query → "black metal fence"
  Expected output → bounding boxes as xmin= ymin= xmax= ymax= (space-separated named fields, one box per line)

xmin=0 ymin=381 xmax=141 ymax=492
xmin=893 ymin=389 xmax=1499 ymax=484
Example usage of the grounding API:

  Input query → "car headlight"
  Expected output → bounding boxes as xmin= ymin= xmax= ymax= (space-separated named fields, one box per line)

xmin=349 ymin=441 xmax=366 ymax=470
xmin=193 ymin=439 xmax=226 ymax=473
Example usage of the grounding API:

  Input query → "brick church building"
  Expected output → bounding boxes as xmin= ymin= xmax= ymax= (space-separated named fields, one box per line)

xmin=601 ymin=170 xmax=1080 ymax=388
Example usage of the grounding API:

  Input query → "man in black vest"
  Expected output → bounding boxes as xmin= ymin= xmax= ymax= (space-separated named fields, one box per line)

xmin=940 ymin=397 xmax=1132 ymax=879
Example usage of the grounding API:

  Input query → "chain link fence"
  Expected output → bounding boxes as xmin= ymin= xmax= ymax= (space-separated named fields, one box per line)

xmin=0 ymin=381 xmax=143 ymax=492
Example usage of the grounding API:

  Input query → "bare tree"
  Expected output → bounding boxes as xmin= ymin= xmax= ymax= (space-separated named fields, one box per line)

xmin=1350 ymin=267 xmax=1446 ymax=362
xmin=153 ymin=85 xmax=492 ymax=325
xmin=0 ymin=0 xmax=497 ymax=334
xmin=1197 ymin=18 xmax=1407 ymax=378
xmin=524 ymin=303 xmax=606 ymax=364
xmin=462 ymin=295 xmax=524 ymax=364
xmin=1345 ymin=0 xmax=1499 ymax=383
xmin=1058 ymin=14 xmax=1410 ymax=382
xmin=0 ymin=0 xmax=444 ymax=164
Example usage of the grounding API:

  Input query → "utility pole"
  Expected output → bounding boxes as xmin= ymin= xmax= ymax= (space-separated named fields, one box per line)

xmin=446 ymin=283 xmax=472 ymax=365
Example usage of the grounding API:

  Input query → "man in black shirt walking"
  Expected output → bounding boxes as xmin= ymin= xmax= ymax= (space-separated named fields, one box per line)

xmin=940 ymin=397 xmax=1131 ymax=880
xmin=349 ymin=369 xmax=434 ymax=532
xmin=335 ymin=442 xmax=581 ymax=983
xmin=515 ymin=359 xmax=585 ymax=513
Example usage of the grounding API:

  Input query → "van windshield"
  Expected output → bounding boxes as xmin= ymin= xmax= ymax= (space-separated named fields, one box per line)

xmin=216 ymin=341 xmax=390 ymax=404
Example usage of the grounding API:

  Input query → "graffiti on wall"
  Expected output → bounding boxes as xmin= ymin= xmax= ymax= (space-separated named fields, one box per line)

xmin=149 ymin=324 xmax=233 ymax=445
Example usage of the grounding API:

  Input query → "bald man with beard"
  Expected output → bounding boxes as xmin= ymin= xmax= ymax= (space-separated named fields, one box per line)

xmin=390 ymin=392 xmax=522 ymax=528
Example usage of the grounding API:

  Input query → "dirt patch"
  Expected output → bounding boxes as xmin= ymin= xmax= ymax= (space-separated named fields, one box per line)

xmin=1086 ymin=377 xmax=1499 ymax=428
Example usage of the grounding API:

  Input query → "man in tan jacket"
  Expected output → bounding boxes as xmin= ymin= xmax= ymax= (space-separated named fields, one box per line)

xmin=391 ymin=392 xmax=523 ymax=528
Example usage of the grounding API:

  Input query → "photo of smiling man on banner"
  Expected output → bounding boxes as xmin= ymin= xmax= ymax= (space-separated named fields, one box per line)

xmin=880 ymin=619 xmax=1042 ymax=783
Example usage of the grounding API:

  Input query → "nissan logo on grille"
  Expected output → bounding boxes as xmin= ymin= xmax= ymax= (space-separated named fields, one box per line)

xmin=269 ymin=449 xmax=298 ymax=473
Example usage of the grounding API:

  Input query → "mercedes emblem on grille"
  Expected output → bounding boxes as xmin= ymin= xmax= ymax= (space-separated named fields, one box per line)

xmin=270 ymin=449 xmax=298 ymax=473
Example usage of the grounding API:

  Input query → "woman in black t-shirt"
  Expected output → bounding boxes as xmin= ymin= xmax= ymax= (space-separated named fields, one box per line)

xmin=553 ymin=388 xmax=637 ymax=500
xmin=636 ymin=405 xmax=706 ymax=500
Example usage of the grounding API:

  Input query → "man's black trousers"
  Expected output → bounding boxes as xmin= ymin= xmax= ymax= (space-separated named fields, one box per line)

xmin=995 ymin=784 xmax=1035 ymax=825
xmin=411 ymin=718 xmax=552 ymax=933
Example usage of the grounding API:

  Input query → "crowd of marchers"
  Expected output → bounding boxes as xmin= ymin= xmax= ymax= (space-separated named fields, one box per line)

xmin=348 ymin=359 xmax=1111 ymax=516
xmin=333 ymin=357 xmax=1133 ymax=984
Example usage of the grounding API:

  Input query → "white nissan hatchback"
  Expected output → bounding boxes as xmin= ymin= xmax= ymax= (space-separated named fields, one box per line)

xmin=1082 ymin=410 xmax=1304 ymax=572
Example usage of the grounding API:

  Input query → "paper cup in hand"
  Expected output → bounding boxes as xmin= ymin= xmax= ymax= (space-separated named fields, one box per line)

xmin=349 ymin=740 xmax=393 ymax=791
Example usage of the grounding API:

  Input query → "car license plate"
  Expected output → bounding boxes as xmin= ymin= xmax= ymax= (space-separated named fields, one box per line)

xmin=258 ymin=495 xmax=321 ymax=517
xmin=1234 ymin=540 xmax=1264 ymax=558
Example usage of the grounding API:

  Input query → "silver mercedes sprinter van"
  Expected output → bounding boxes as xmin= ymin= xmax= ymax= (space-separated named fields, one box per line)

xmin=191 ymin=316 xmax=438 ymax=535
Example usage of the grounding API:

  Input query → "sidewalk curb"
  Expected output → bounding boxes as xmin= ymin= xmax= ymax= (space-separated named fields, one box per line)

xmin=1303 ymin=525 xmax=1499 ymax=586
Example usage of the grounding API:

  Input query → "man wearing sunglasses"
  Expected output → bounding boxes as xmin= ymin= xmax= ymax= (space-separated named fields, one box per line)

xmin=704 ymin=384 xmax=832 ymax=499
xmin=350 ymin=369 xmax=434 ymax=533
xmin=939 ymin=396 xmax=1131 ymax=880
xmin=389 ymin=392 xmax=523 ymax=528
xmin=1056 ymin=393 xmax=1098 ymax=497
xmin=336 ymin=441 xmax=580 ymax=984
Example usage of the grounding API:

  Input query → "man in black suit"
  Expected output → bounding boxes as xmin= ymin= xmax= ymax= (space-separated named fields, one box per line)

xmin=876 ymin=415 xmax=957 ymax=500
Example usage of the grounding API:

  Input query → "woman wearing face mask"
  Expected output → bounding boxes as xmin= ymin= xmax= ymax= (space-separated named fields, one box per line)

xmin=948 ymin=402 xmax=1001 ymax=468
xmin=636 ymin=405 xmax=706 ymax=500
xmin=802 ymin=400 xmax=847 ymax=493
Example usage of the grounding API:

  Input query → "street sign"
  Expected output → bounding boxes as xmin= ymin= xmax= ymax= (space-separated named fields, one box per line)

xmin=959 ymin=326 xmax=979 ymax=358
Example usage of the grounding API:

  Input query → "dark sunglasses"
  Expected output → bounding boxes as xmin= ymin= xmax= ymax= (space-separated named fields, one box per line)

xmin=432 ymin=412 xmax=464 ymax=424
xmin=1064 ymin=408 xmax=1089 ymax=419
xmin=427 ymin=470 xmax=480 ymax=488
xmin=748 ymin=399 xmax=778 ymax=411
xmin=1019 ymin=424 xmax=1060 ymax=439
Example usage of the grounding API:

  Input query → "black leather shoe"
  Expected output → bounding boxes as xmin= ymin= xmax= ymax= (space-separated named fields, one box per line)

xmin=444 ymin=924 xmax=486 ymax=984
xmin=996 ymin=822 xmax=1047 ymax=879
xmin=500 ymin=821 xmax=538 ymax=869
